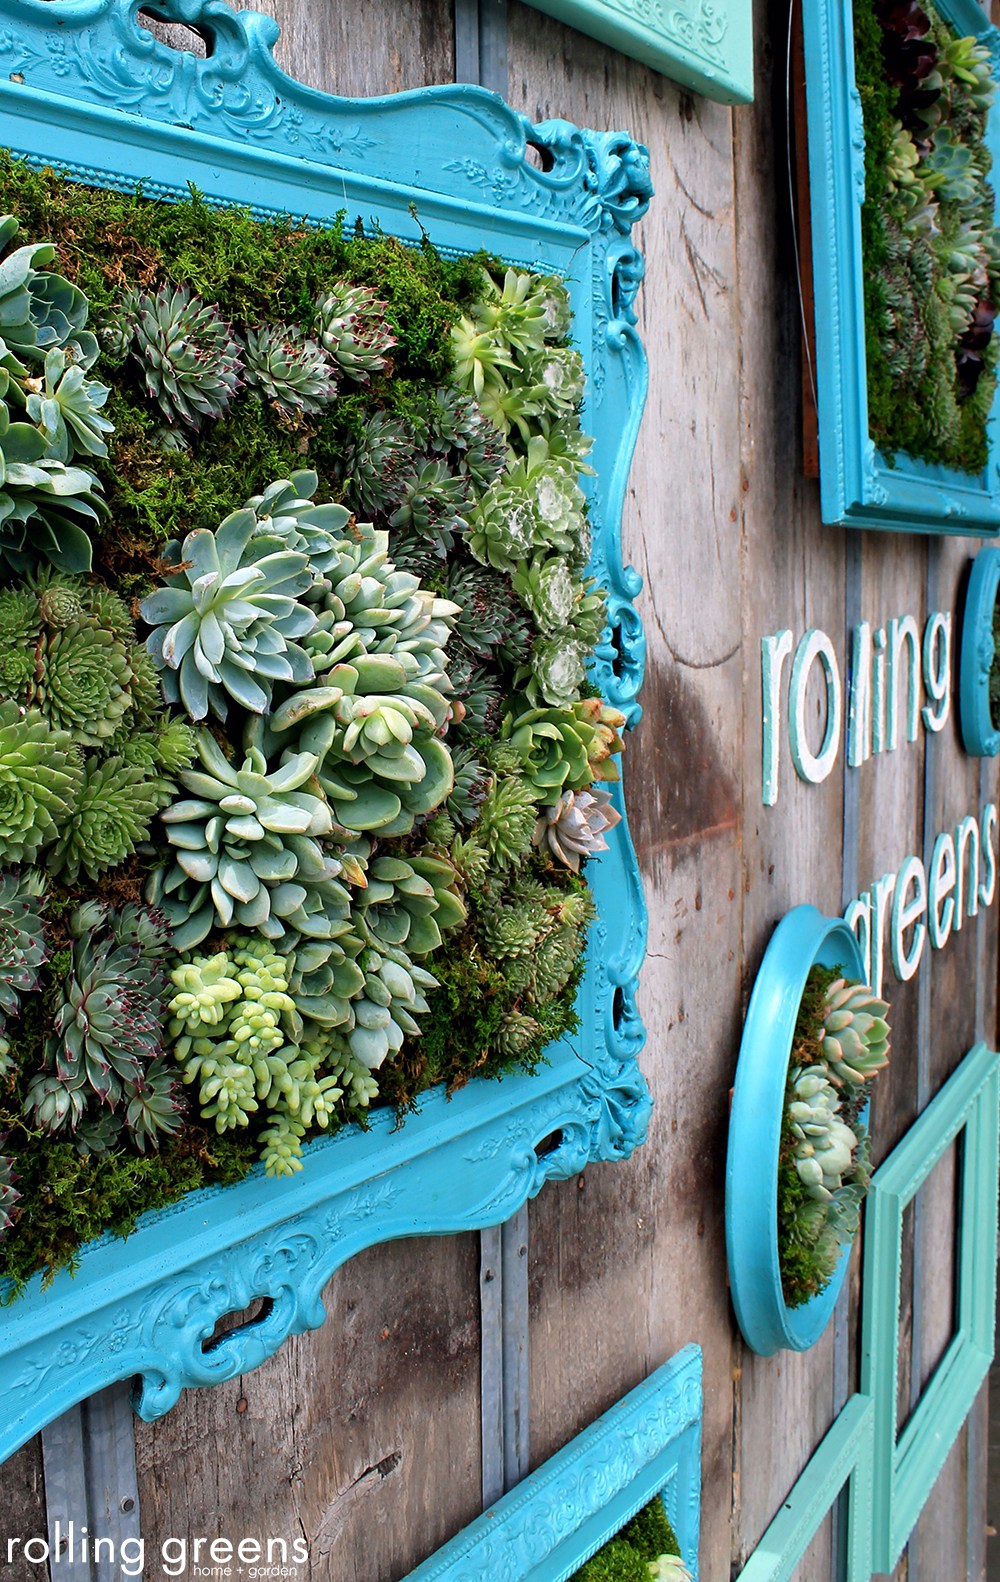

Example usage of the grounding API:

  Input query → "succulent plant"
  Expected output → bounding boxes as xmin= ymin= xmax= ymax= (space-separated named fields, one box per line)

xmin=30 ymin=620 xmax=135 ymax=745
xmin=818 ymin=978 xmax=891 ymax=1086
xmin=533 ymin=786 xmax=621 ymax=872
xmin=0 ymin=452 xmax=105 ymax=578
xmin=474 ymin=774 xmax=540 ymax=869
xmin=787 ymin=1064 xmax=861 ymax=1202
xmin=157 ymin=731 xmax=335 ymax=946
xmin=525 ymin=345 xmax=587 ymax=419
xmin=315 ymin=282 xmax=396 ymax=384
xmin=450 ymin=313 xmax=518 ymax=400
xmin=125 ymin=284 xmax=243 ymax=430
xmin=27 ymin=903 xmax=173 ymax=1137
xmin=342 ymin=410 xmax=419 ymax=518
xmin=141 ymin=502 xmax=317 ymax=721
xmin=389 ymin=458 xmax=471 ymax=559
xmin=0 ymin=867 xmax=47 ymax=1070
xmin=446 ymin=745 xmax=492 ymax=825
xmin=444 ymin=560 xmax=536 ymax=668
xmin=243 ymin=470 xmax=352 ymax=577
xmin=241 ymin=323 xmax=338 ymax=415
xmin=48 ymin=755 xmax=171 ymax=884
xmin=647 ymin=1555 xmax=693 ymax=1582
xmin=0 ymin=1147 xmax=18 ymax=1237
xmin=357 ymin=849 xmax=466 ymax=959
xmin=922 ymin=126 xmax=978 ymax=201
xmin=0 ymin=701 xmax=82 ymax=866
xmin=22 ymin=346 xmax=113 ymax=462
xmin=469 ymin=437 xmax=589 ymax=573
xmin=414 ymin=387 xmax=508 ymax=490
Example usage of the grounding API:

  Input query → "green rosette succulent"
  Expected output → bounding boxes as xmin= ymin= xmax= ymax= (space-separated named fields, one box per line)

xmin=356 ymin=849 xmax=467 ymax=959
xmin=512 ymin=555 xmax=606 ymax=646
xmin=141 ymin=502 xmax=317 ymax=721
xmin=157 ymin=730 xmax=335 ymax=946
xmin=48 ymin=755 xmax=171 ymax=883
xmin=125 ymin=284 xmax=243 ymax=431
xmin=0 ymin=701 xmax=82 ymax=866
xmin=244 ymin=470 xmax=353 ymax=577
xmin=22 ymin=345 xmax=113 ymax=461
xmin=0 ymin=1147 xmax=18 ymax=1237
xmin=241 ymin=323 xmax=337 ymax=416
xmin=343 ymin=410 xmax=419 ymax=518
xmin=30 ymin=620 xmax=134 ymax=745
xmin=474 ymin=774 xmax=540 ymax=869
xmin=787 ymin=1064 xmax=859 ymax=1202
xmin=315 ymin=282 xmax=396 ymax=384
xmin=818 ymin=978 xmax=891 ymax=1087
xmin=505 ymin=698 xmax=624 ymax=792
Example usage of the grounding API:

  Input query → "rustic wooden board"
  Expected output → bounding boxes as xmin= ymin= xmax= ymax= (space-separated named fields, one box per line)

xmin=0 ymin=1438 xmax=45 ymax=1582
xmin=506 ymin=10 xmax=744 ymax=1581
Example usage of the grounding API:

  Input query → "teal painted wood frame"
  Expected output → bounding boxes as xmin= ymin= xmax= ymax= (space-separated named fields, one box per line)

xmin=801 ymin=0 xmax=1000 ymax=534
xmin=513 ymin=1 xmax=753 ymax=105
xmin=726 ymin=905 xmax=867 ymax=1356
xmin=959 ymin=545 xmax=1000 ymax=755
xmin=861 ymin=1040 xmax=1000 ymax=1572
xmin=733 ymin=1394 xmax=875 ymax=1582
xmin=0 ymin=0 xmax=652 ymax=1461
xmin=404 ymin=1345 xmax=702 ymax=1581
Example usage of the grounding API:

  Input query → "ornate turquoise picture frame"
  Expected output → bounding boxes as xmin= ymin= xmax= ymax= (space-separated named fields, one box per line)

xmin=959 ymin=544 xmax=1000 ymax=754
xmin=0 ymin=0 xmax=651 ymax=1461
xmin=514 ymin=0 xmax=753 ymax=105
xmin=802 ymin=0 xmax=1000 ymax=534
xmin=404 ymin=1346 xmax=702 ymax=1582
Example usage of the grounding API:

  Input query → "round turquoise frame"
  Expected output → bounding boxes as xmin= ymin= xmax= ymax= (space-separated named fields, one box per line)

xmin=959 ymin=545 xmax=1000 ymax=757
xmin=725 ymin=905 xmax=866 ymax=1356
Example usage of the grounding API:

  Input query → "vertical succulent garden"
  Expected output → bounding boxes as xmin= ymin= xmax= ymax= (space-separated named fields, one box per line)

xmin=855 ymin=0 xmax=1000 ymax=471
xmin=778 ymin=967 xmax=892 ymax=1308
xmin=0 ymin=155 xmax=628 ymax=1295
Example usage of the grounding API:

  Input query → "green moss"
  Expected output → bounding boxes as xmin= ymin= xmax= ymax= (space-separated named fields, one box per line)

xmin=0 ymin=1130 xmax=257 ymax=1299
xmin=569 ymin=1498 xmax=682 ymax=1582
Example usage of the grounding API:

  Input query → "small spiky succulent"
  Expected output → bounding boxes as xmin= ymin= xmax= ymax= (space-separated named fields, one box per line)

xmin=342 ymin=410 xmax=419 ymax=518
xmin=315 ymin=282 xmax=396 ymax=384
xmin=0 ymin=1148 xmax=19 ymax=1237
xmin=27 ymin=903 xmax=175 ymax=1140
xmin=533 ymin=786 xmax=621 ymax=872
xmin=48 ymin=756 xmax=171 ymax=884
xmin=0 ymin=868 xmax=47 ymax=1070
xmin=0 ymin=701 xmax=83 ymax=866
xmin=126 ymin=284 xmax=243 ymax=430
xmin=475 ymin=774 xmax=539 ymax=869
xmin=390 ymin=458 xmax=471 ymax=559
xmin=141 ymin=498 xmax=317 ymax=720
xmin=241 ymin=323 xmax=338 ymax=416
xmin=30 ymin=621 xmax=134 ymax=745
xmin=818 ymin=979 xmax=891 ymax=1086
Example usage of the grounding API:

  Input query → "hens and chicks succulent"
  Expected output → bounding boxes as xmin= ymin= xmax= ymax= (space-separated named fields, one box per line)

xmin=0 ymin=198 xmax=626 ymax=1246
xmin=860 ymin=0 xmax=1000 ymax=468
xmin=780 ymin=971 xmax=892 ymax=1307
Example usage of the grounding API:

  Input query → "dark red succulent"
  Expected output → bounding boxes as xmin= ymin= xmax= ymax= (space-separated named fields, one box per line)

xmin=956 ymin=300 xmax=997 ymax=399
xmin=875 ymin=0 xmax=940 ymax=116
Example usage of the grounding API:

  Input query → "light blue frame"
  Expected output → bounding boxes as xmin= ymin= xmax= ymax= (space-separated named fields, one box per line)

xmin=0 ymin=0 xmax=652 ymax=1461
xmin=404 ymin=1346 xmax=702 ymax=1582
xmin=802 ymin=0 xmax=1000 ymax=534
xmin=726 ymin=905 xmax=867 ymax=1356
xmin=514 ymin=0 xmax=753 ymax=105
xmin=959 ymin=544 xmax=1000 ymax=754
xmin=861 ymin=1040 xmax=1000 ymax=1572
xmin=733 ymin=1395 xmax=875 ymax=1582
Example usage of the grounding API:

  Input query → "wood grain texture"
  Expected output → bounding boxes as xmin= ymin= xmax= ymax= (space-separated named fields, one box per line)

xmin=268 ymin=0 xmax=454 ymax=95
xmin=506 ymin=10 xmax=743 ymax=1581
xmin=0 ymin=1437 xmax=45 ymax=1580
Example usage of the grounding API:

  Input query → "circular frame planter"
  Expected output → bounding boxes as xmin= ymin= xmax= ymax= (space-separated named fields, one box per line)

xmin=725 ymin=904 xmax=867 ymax=1356
xmin=959 ymin=545 xmax=1000 ymax=757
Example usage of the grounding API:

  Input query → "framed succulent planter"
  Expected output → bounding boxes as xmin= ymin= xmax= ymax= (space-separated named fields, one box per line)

xmin=726 ymin=905 xmax=891 ymax=1357
xmin=0 ymin=0 xmax=652 ymax=1459
xmin=513 ymin=1 xmax=754 ymax=106
xmin=802 ymin=0 xmax=1000 ymax=533
xmin=958 ymin=543 xmax=1000 ymax=753
xmin=404 ymin=1345 xmax=702 ymax=1582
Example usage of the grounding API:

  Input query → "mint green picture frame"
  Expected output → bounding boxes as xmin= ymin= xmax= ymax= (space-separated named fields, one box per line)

xmin=733 ymin=1395 xmax=874 ymax=1582
xmin=516 ymin=0 xmax=753 ymax=104
xmin=861 ymin=1041 xmax=1000 ymax=1572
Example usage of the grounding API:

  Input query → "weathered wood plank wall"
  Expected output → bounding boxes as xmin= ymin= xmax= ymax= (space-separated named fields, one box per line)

xmin=3 ymin=2 xmax=997 ymax=1579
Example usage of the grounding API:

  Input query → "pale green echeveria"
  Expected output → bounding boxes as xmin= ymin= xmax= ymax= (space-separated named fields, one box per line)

xmin=787 ymin=1064 xmax=859 ymax=1202
xmin=818 ymin=978 xmax=891 ymax=1087
xmin=304 ymin=522 xmax=459 ymax=693
xmin=469 ymin=435 xmax=589 ymax=573
xmin=512 ymin=555 xmax=607 ymax=649
xmin=355 ymin=849 xmax=466 ymax=958
xmin=262 ymin=654 xmax=454 ymax=836
xmin=528 ymin=636 xmax=587 ymax=708
xmin=156 ymin=730 xmax=336 ymax=947
xmin=524 ymin=345 xmax=586 ymax=418
xmin=647 ymin=1555 xmax=693 ymax=1582
xmin=0 ymin=442 xmax=104 ymax=577
xmin=0 ymin=700 xmax=82 ymax=866
xmin=244 ymin=470 xmax=352 ymax=577
xmin=22 ymin=346 xmax=113 ymax=461
xmin=141 ymin=506 xmax=317 ymax=721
